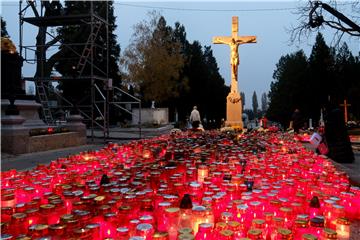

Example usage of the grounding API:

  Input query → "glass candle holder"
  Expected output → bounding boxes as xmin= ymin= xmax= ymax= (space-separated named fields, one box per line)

xmin=276 ymin=228 xmax=292 ymax=240
xmin=309 ymin=217 xmax=324 ymax=238
xmin=322 ymin=228 xmax=337 ymax=240
xmin=136 ymin=223 xmax=154 ymax=240
xmin=164 ymin=207 xmax=180 ymax=239
xmin=48 ymin=223 xmax=67 ymax=239
xmin=28 ymin=224 xmax=48 ymax=238
xmin=10 ymin=212 xmax=28 ymax=237
xmin=1 ymin=190 xmax=16 ymax=208
xmin=195 ymin=222 xmax=213 ymax=240
xmin=197 ymin=165 xmax=209 ymax=183
xmin=116 ymin=227 xmax=130 ymax=240
xmin=218 ymin=229 xmax=233 ymax=240
xmin=336 ymin=217 xmax=350 ymax=240
xmin=294 ymin=219 xmax=309 ymax=239
xmin=228 ymin=220 xmax=244 ymax=239
xmin=247 ymin=229 xmax=262 ymax=240
xmin=192 ymin=206 xmax=207 ymax=235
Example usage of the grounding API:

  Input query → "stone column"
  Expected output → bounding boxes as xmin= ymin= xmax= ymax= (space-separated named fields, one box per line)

xmin=65 ymin=114 xmax=86 ymax=144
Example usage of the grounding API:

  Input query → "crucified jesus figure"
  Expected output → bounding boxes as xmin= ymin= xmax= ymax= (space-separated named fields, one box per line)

xmin=213 ymin=17 xmax=256 ymax=93
xmin=230 ymin=38 xmax=240 ymax=81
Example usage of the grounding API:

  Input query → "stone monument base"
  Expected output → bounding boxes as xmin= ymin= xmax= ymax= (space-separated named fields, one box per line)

xmin=225 ymin=92 xmax=243 ymax=129
xmin=1 ymin=100 xmax=87 ymax=154
xmin=132 ymin=108 xmax=169 ymax=126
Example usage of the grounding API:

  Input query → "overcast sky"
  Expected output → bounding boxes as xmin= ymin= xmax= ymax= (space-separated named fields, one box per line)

xmin=1 ymin=1 xmax=359 ymax=108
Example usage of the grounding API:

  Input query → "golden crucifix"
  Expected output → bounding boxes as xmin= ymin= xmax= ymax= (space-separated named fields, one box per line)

xmin=213 ymin=16 xmax=256 ymax=93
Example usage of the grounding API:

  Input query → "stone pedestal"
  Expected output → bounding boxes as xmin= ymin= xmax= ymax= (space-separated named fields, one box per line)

xmin=1 ymin=113 xmax=87 ymax=154
xmin=225 ymin=92 xmax=243 ymax=129
xmin=1 ymin=99 xmax=46 ymax=128
xmin=132 ymin=108 xmax=169 ymax=125
xmin=65 ymin=114 xmax=86 ymax=143
xmin=1 ymin=115 xmax=29 ymax=154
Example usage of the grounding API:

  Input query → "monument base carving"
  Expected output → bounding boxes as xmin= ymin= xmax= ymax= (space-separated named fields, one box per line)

xmin=225 ymin=92 xmax=243 ymax=129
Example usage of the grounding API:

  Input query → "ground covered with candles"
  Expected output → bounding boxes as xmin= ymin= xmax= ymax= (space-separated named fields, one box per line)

xmin=1 ymin=130 xmax=360 ymax=239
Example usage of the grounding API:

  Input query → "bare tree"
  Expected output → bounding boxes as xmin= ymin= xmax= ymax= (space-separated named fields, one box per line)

xmin=290 ymin=1 xmax=360 ymax=45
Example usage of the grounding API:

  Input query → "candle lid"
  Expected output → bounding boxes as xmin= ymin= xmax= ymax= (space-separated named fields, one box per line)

xmin=302 ymin=233 xmax=318 ymax=240
xmin=277 ymin=228 xmax=292 ymax=236
xmin=178 ymin=227 xmax=193 ymax=234
xmin=94 ymin=195 xmax=106 ymax=202
xmin=295 ymin=219 xmax=308 ymax=228
xmin=228 ymin=221 xmax=240 ymax=228
xmin=25 ymin=208 xmax=39 ymax=215
xmin=29 ymin=224 xmax=48 ymax=231
xmin=12 ymin=212 xmax=26 ymax=220
xmin=336 ymin=217 xmax=350 ymax=225
xmin=236 ymin=204 xmax=248 ymax=211
xmin=297 ymin=214 xmax=309 ymax=220
xmin=104 ymin=212 xmax=117 ymax=219
xmin=310 ymin=217 xmax=324 ymax=227
xmin=14 ymin=236 xmax=31 ymax=240
xmin=273 ymin=217 xmax=284 ymax=223
xmin=192 ymin=205 xmax=206 ymax=212
xmin=1 ymin=193 xmax=15 ymax=200
xmin=165 ymin=207 xmax=180 ymax=213
xmin=199 ymin=223 xmax=213 ymax=229
xmin=322 ymin=228 xmax=337 ymax=239
xmin=136 ymin=223 xmax=153 ymax=231
xmin=153 ymin=231 xmax=169 ymax=239
xmin=280 ymin=207 xmax=292 ymax=213
xmin=247 ymin=229 xmax=262 ymax=236
xmin=73 ymin=227 xmax=90 ymax=235
xmin=48 ymin=195 xmax=61 ymax=201
xmin=72 ymin=190 xmax=84 ymax=197
xmin=215 ymin=222 xmax=227 ymax=230
xmin=0 ymin=234 xmax=13 ymax=240
xmin=116 ymin=227 xmax=129 ymax=233
xmin=333 ymin=204 xmax=344 ymax=210
xmin=177 ymin=234 xmax=194 ymax=240
xmin=60 ymin=214 xmax=74 ymax=221
xmin=49 ymin=223 xmax=66 ymax=230
xmin=140 ymin=215 xmax=153 ymax=221
xmin=220 ymin=229 xmax=234 ymax=236
xmin=158 ymin=202 xmax=171 ymax=207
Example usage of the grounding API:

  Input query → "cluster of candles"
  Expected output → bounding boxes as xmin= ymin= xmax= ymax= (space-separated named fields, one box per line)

xmin=1 ymin=130 xmax=359 ymax=240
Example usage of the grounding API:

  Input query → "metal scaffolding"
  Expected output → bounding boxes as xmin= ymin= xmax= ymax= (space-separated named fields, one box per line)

xmin=19 ymin=0 xmax=142 ymax=140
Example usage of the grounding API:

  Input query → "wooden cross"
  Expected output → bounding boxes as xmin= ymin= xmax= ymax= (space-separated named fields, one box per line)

xmin=213 ymin=16 xmax=256 ymax=93
xmin=340 ymin=99 xmax=351 ymax=123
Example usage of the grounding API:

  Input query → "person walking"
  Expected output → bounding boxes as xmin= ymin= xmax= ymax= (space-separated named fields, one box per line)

xmin=189 ymin=106 xmax=201 ymax=129
xmin=324 ymin=106 xmax=354 ymax=163
xmin=290 ymin=109 xmax=303 ymax=133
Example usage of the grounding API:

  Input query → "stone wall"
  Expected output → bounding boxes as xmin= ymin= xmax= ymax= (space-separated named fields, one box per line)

xmin=132 ymin=108 xmax=169 ymax=125
xmin=28 ymin=132 xmax=86 ymax=152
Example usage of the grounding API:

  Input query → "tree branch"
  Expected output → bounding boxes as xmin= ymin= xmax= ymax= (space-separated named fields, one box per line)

xmin=28 ymin=0 xmax=39 ymax=18
xmin=45 ymin=35 xmax=61 ymax=50
xmin=289 ymin=1 xmax=360 ymax=46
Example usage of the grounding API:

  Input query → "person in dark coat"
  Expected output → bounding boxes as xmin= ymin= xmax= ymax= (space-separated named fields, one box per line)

xmin=291 ymin=109 xmax=303 ymax=133
xmin=324 ymin=106 xmax=354 ymax=163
